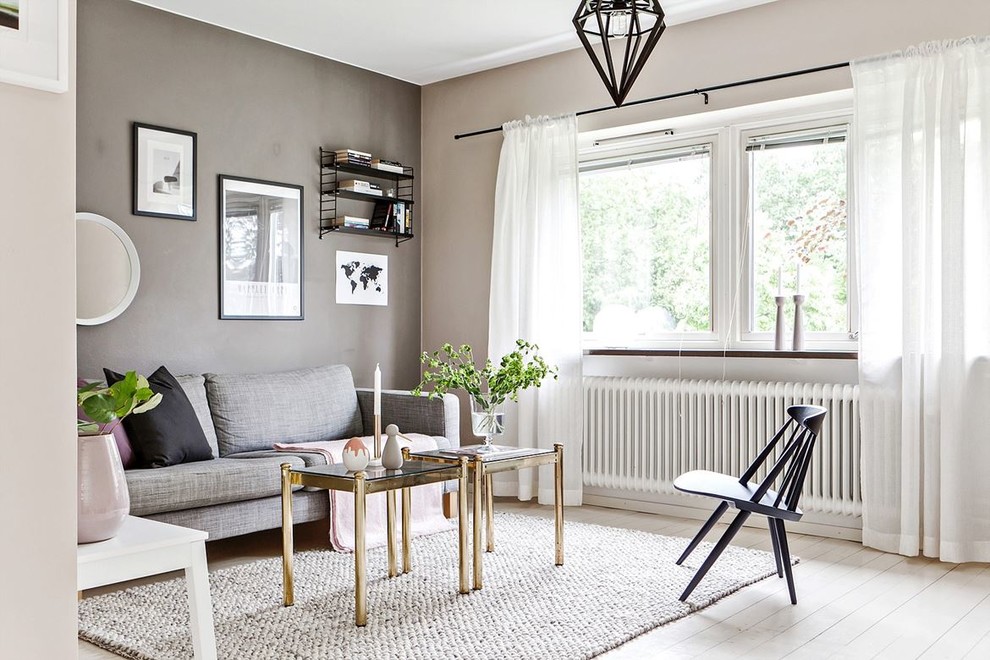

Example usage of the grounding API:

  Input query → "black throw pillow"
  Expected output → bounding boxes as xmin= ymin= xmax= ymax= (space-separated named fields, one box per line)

xmin=103 ymin=365 xmax=214 ymax=469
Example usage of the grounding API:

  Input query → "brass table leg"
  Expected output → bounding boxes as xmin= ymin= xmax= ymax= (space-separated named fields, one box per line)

xmin=354 ymin=472 xmax=368 ymax=626
xmin=485 ymin=473 xmax=495 ymax=553
xmin=281 ymin=463 xmax=294 ymax=607
xmin=458 ymin=457 xmax=469 ymax=594
xmin=472 ymin=457 xmax=483 ymax=590
xmin=386 ymin=490 xmax=398 ymax=578
xmin=555 ymin=443 xmax=564 ymax=566
xmin=401 ymin=487 xmax=411 ymax=574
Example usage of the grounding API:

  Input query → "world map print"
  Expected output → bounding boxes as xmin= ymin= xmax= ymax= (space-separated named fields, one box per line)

xmin=335 ymin=250 xmax=388 ymax=306
xmin=340 ymin=261 xmax=383 ymax=295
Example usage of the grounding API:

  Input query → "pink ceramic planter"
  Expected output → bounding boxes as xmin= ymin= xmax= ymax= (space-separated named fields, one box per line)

xmin=78 ymin=433 xmax=131 ymax=543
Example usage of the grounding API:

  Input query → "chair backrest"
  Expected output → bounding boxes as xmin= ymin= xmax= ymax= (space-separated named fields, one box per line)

xmin=737 ymin=404 xmax=828 ymax=513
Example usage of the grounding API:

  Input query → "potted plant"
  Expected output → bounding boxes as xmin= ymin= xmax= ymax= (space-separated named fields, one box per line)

xmin=77 ymin=371 xmax=162 ymax=543
xmin=412 ymin=340 xmax=557 ymax=451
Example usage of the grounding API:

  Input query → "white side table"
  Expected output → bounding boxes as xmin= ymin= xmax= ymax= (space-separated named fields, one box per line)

xmin=78 ymin=516 xmax=218 ymax=660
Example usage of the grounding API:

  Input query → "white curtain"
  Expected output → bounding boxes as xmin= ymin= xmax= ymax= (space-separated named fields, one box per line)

xmin=853 ymin=37 xmax=990 ymax=562
xmin=489 ymin=114 xmax=584 ymax=506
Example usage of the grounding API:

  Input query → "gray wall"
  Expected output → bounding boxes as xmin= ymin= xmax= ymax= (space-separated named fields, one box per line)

xmin=77 ymin=0 xmax=422 ymax=391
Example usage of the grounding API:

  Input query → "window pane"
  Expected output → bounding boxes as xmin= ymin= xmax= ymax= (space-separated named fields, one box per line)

xmin=750 ymin=134 xmax=848 ymax=333
xmin=580 ymin=149 xmax=712 ymax=340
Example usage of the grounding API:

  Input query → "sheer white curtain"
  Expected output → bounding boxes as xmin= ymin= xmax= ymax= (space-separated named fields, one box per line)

xmin=489 ymin=114 xmax=584 ymax=506
xmin=853 ymin=37 xmax=990 ymax=562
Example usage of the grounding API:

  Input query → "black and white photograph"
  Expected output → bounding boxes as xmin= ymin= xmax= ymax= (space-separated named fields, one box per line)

xmin=132 ymin=122 xmax=197 ymax=220
xmin=0 ymin=0 xmax=67 ymax=92
xmin=219 ymin=175 xmax=303 ymax=320
xmin=336 ymin=250 xmax=388 ymax=306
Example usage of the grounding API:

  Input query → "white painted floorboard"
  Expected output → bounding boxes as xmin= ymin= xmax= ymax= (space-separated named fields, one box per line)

xmin=78 ymin=501 xmax=990 ymax=659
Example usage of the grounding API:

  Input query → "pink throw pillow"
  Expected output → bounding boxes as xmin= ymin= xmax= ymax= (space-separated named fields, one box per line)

xmin=78 ymin=378 xmax=135 ymax=469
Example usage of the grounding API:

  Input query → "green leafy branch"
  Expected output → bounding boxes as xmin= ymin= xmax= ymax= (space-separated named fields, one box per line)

xmin=411 ymin=339 xmax=557 ymax=410
xmin=77 ymin=371 xmax=163 ymax=435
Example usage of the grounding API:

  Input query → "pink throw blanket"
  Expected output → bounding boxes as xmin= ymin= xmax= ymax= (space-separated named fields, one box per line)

xmin=274 ymin=434 xmax=453 ymax=552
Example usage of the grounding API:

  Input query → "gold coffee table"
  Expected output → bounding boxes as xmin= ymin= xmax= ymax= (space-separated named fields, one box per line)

xmin=280 ymin=459 xmax=469 ymax=626
xmin=409 ymin=444 xmax=563 ymax=590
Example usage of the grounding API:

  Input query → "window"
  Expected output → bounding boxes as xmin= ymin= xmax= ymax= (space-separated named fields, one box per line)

xmin=746 ymin=125 xmax=851 ymax=339
xmin=579 ymin=106 xmax=856 ymax=351
xmin=580 ymin=141 xmax=714 ymax=345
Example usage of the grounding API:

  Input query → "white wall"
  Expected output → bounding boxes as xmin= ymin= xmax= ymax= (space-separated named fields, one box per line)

xmin=0 ymin=2 xmax=78 ymax=657
xmin=421 ymin=0 xmax=990 ymax=435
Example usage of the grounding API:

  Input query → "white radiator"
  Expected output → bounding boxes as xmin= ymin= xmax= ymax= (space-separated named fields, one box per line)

xmin=583 ymin=377 xmax=861 ymax=517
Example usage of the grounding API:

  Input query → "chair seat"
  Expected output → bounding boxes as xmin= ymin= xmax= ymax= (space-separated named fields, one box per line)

xmin=673 ymin=470 xmax=803 ymax=521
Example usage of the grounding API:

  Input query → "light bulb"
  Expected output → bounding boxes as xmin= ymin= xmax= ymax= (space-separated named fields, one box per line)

xmin=608 ymin=10 xmax=630 ymax=38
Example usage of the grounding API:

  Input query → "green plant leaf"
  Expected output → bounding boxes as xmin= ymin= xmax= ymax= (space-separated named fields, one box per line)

xmin=133 ymin=392 xmax=163 ymax=414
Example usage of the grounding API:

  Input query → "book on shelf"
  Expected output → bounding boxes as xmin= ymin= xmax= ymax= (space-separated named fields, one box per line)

xmin=370 ymin=202 xmax=391 ymax=230
xmin=371 ymin=158 xmax=404 ymax=174
xmin=390 ymin=200 xmax=412 ymax=234
xmin=335 ymin=148 xmax=371 ymax=158
xmin=334 ymin=149 xmax=372 ymax=167
xmin=338 ymin=179 xmax=382 ymax=195
xmin=336 ymin=215 xmax=370 ymax=229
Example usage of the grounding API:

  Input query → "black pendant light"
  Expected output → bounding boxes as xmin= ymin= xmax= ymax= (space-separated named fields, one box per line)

xmin=573 ymin=0 xmax=666 ymax=107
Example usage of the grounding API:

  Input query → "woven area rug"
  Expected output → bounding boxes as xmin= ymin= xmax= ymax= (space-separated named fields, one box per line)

xmin=79 ymin=513 xmax=790 ymax=660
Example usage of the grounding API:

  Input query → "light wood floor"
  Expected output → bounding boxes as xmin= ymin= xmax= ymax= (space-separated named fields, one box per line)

xmin=80 ymin=501 xmax=990 ymax=659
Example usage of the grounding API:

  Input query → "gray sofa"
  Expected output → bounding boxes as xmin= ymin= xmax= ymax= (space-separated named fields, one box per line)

xmin=125 ymin=365 xmax=459 ymax=541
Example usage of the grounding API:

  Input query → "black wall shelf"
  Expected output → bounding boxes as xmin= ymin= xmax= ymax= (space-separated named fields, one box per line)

xmin=319 ymin=147 xmax=415 ymax=246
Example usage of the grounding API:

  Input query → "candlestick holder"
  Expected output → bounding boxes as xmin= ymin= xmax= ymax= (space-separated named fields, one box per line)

xmin=792 ymin=294 xmax=806 ymax=352
xmin=367 ymin=413 xmax=383 ymax=468
xmin=774 ymin=296 xmax=787 ymax=350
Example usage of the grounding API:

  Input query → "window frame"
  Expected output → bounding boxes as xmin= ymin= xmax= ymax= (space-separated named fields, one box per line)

xmin=737 ymin=115 xmax=857 ymax=349
xmin=579 ymin=133 xmax=723 ymax=349
xmin=578 ymin=96 xmax=858 ymax=352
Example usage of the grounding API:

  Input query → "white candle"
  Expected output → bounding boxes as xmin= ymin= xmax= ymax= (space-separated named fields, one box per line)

xmin=374 ymin=363 xmax=381 ymax=415
xmin=795 ymin=262 xmax=801 ymax=295
xmin=777 ymin=266 xmax=783 ymax=296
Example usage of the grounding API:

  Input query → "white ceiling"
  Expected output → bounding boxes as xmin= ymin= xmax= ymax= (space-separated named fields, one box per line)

xmin=130 ymin=0 xmax=780 ymax=85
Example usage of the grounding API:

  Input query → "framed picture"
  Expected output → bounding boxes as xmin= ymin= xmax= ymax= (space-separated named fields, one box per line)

xmin=219 ymin=175 xmax=304 ymax=320
xmin=336 ymin=250 xmax=388 ymax=307
xmin=132 ymin=123 xmax=197 ymax=220
xmin=0 ymin=0 xmax=69 ymax=93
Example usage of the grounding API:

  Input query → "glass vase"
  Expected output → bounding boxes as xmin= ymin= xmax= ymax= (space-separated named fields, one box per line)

xmin=470 ymin=399 xmax=505 ymax=452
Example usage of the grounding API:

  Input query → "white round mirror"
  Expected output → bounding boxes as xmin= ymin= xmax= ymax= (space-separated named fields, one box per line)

xmin=76 ymin=212 xmax=141 ymax=326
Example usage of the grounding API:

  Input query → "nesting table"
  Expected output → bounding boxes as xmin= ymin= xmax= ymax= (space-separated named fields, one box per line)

xmin=280 ymin=459 xmax=469 ymax=626
xmin=410 ymin=443 xmax=564 ymax=590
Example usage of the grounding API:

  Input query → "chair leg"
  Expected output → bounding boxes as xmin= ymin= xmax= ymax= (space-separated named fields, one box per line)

xmin=676 ymin=501 xmax=729 ymax=566
xmin=679 ymin=510 xmax=751 ymax=602
xmin=774 ymin=519 xmax=798 ymax=604
xmin=768 ymin=518 xmax=784 ymax=578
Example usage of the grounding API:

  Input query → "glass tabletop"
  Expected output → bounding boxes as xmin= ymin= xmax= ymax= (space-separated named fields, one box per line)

xmin=412 ymin=445 xmax=556 ymax=462
xmin=290 ymin=460 xmax=457 ymax=481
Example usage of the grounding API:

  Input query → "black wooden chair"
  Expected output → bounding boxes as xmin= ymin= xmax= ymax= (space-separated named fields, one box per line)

xmin=673 ymin=404 xmax=827 ymax=604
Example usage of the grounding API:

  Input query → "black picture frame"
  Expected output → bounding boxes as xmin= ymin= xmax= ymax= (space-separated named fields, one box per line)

xmin=218 ymin=174 xmax=305 ymax=321
xmin=132 ymin=122 xmax=198 ymax=220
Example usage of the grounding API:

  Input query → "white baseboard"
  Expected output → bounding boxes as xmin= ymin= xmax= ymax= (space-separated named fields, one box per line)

xmin=582 ymin=488 xmax=862 ymax=542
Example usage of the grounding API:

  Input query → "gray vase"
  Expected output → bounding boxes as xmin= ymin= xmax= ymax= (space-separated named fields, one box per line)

xmin=78 ymin=433 xmax=130 ymax=543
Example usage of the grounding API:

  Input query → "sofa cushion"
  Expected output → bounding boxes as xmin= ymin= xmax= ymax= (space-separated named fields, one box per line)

xmin=205 ymin=365 xmax=363 ymax=456
xmin=126 ymin=455 xmax=306 ymax=516
xmin=176 ymin=374 xmax=219 ymax=458
xmin=105 ymin=366 xmax=214 ymax=469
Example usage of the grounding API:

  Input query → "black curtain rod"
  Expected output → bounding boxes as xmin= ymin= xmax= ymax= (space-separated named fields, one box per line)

xmin=453 ymin=61 xmax=851 ymax=141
